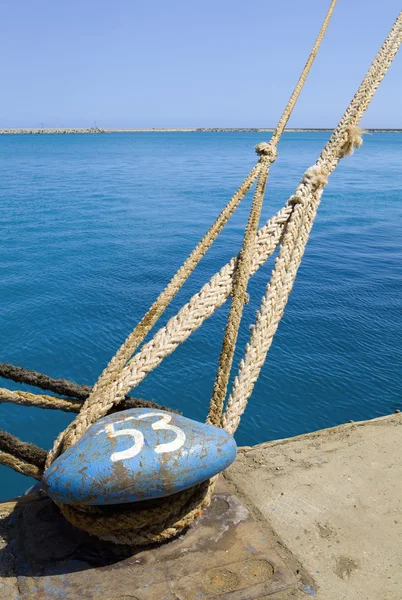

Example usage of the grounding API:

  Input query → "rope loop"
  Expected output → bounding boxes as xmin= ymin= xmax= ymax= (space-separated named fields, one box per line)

xmin=255 ymin=142 xmax=278 ymax=163
xmin=56 ymin=478 xmax=214 ymax=546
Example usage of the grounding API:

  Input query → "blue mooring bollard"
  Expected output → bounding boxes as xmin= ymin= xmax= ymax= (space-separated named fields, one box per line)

xmin=42 ymin=408 xmax=237 ymax=505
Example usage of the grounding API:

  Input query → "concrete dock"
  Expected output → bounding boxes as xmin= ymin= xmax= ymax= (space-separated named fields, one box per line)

xmin=226 ymin=412 xmax=402 ymax=599
xmin=0 ymin=412 xmax=401 ymax=599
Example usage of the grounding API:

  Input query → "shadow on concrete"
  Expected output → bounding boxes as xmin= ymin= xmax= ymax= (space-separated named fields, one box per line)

xmin=0 ymin=494 xmax=143 ymax=578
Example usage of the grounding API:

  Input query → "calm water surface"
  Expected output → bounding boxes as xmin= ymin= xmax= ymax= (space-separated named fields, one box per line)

xmin=0 ymin=132 xmax=401 ymax=499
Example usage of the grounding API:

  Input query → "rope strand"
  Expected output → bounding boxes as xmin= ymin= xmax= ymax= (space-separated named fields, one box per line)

xmin=77 ymin=163 xmax=262 ymax=424
xmin=0 ymin=362 xmax=91 ymax=400
xmin=0 ymin=452 xmax=42 ymax=480
xmin=222 ymin=12 xmax=402 ymax=434
xmin=50 ymin=0 xmax=338 ymax=460
xmin=0 ymin=429 xmax=47 ymax=469
xmin=207 ymin=152 xmax=274 ymax=426
xmin=4 ymin=5 xmax=401 ymax=550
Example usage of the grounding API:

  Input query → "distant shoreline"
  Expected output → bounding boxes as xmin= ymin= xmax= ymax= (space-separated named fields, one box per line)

xmin=1 ymin=127 xmax=401 ymax=134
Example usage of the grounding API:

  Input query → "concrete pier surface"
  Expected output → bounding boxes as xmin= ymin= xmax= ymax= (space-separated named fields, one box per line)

xmin=0 ymin=412 xmax=401 ymax=599
xmin=226 ymin=412 xmax=402 ymax=599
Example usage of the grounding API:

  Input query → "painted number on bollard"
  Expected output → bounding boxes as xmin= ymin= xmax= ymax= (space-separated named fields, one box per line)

xmin=97 ymin=412 xmax=186 ymax=462
xmin=43 ymin=407 xmax=238 ymax=505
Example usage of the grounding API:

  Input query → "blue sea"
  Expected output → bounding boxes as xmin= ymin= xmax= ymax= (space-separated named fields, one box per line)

xmin=0 ymin=132 xmax=401 ymax=500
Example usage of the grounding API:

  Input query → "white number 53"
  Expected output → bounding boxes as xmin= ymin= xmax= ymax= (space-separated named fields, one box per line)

xmin=99 ymin=412 xmax=186 ymax=463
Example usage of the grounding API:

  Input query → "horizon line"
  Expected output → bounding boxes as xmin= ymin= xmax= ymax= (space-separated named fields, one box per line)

xmin=1 ymin=127 xmax=402 ymax=134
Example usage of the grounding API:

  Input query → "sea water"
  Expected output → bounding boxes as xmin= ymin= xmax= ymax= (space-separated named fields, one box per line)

xmin=0 ymin=132 xmax=401 ymax=499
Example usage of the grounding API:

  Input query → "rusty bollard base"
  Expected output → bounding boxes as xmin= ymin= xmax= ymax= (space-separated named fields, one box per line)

xmin=0 ymin=479 xmax=296 ymax=599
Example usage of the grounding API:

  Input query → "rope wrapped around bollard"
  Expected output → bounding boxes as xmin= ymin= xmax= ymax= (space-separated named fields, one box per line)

xmin=1 ymin=4 xmax=401 ymax=547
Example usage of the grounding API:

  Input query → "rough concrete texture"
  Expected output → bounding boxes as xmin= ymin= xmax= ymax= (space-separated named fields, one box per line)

xmin=225 ymin=413 xmax=402 ymax=600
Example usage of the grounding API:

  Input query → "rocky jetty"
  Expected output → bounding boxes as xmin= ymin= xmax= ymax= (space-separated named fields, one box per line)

xmin=0 ymin=127 xmax=105 ymax=134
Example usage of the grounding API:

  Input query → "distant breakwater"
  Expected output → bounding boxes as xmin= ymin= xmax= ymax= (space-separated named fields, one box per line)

xmin=0 ymin=128 xmax=106 ymax=135
xmin=1 ymin=128 xmax=401 ymax=134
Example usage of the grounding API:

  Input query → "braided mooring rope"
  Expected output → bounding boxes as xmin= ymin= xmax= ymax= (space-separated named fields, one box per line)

xmin=0 ymin=429 xmax=46 ymax=480
xmin=207 ymin=145 xmax=276 ymax=427
xmin=223 ymin=12 xmax=402 ymax=433
xmin=34 ymin=0 xmax=341 ymax=545
xmin=41 ymin=9 xmax=402 ymax=545
xmin=0 ymin=384 xmax=177 ymax=415
xmin=48 ymin=0 xmax=339 ymax=465
xmin=2 ymin=6 xmax=400 ymax=547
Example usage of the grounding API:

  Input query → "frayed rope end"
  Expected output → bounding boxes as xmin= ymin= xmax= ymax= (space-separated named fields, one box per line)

xmin=339 ymin=125 xmax=367 ymax=158
xmin=304 ymin=165 xmax=329 ymax=189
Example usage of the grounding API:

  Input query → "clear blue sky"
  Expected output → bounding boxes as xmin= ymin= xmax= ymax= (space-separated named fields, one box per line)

xmin=1 ymin=0 xmax=401 ymax=128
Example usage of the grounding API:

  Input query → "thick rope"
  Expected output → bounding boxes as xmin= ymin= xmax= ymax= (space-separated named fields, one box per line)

xmin=0 ymin=388 xmax=82 ymax=412
xmin=58 ymin=479 xmax=214 ymax=546
xmin=47 ymin=169 xmax=263 ymax=459
xmin=52 ymin=8 xmax=401 ymax=450
xmin=35 ymin=7 xmax=401 ymax=547
xmin=0 ymin=387 xmax=180 ymax=485
xmin=0 ymin=362 xmax=90 ymax=400
xmin=47 ymin=6 xmax=401 ymax=458
xmin=0 ymin=429 xmax=47 ymax=469
xmin=222 ymin=13 xmax=402 ymax=434
xmin=207 ymin=148 xmax=275 ymax=426
xmin=0 ymin=452 xmax=42 ymax=481
xmin=0 ymin=386 xmax=176 ymax=414
xmin=49 ymin=1 xmax=338 ymax=464
xmin=46 ymin=207 xmax=291 ymax=463
xmin=269 ymin=0 xmax=338 ymax=146
xmin=47 ymin=6 xmax=402 ymax=446
xmin=223 ymin=171 xmax=330 ymax=434
xmin=73 ymin=164 xmax=261 ymax=428
xmin=207 ymin=0 xmax=338 ymax=424
xmin=39 ymin=1 xmax=342 ymax=546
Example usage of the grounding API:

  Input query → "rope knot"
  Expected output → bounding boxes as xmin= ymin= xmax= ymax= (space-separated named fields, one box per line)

xmin=304 ymin=165 xmax=329 ymax=191
xmin=339 ymin=125 xmax=366 ymax=158
xmin=255 ymin=142 xmax=278 ymax=163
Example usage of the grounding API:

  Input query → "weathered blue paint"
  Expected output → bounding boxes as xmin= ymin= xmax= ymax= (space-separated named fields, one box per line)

xmin=42 ymin=408 xmax=237 ymax=505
